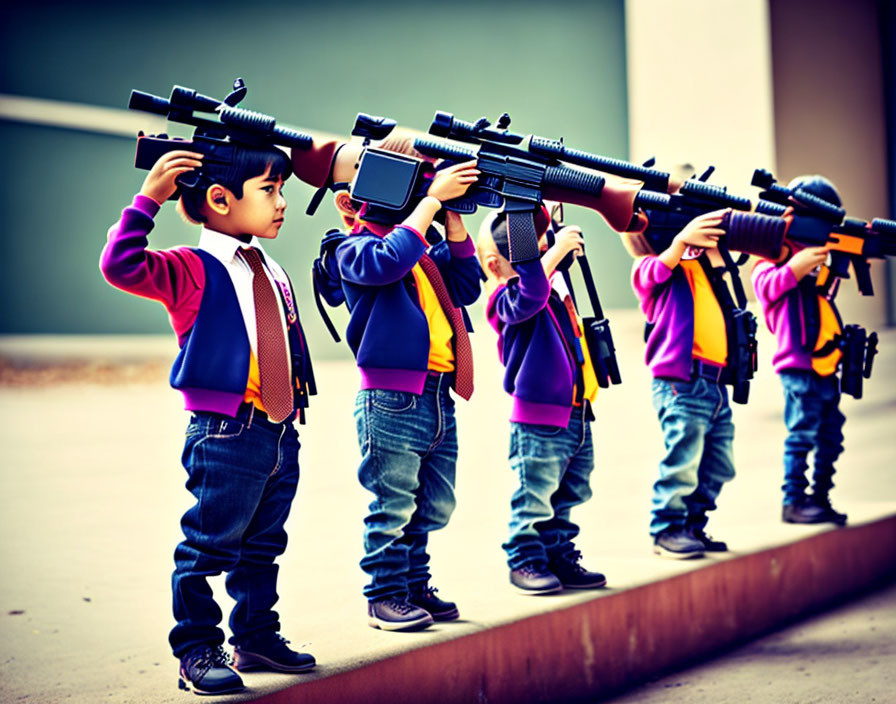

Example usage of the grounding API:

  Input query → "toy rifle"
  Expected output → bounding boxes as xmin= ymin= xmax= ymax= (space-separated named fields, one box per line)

xmin=127 ymin=78 xmax=313 ymax=197
xmin=410 ymin=112 xmax=623 ymax=263
xmin=751 ymin=169 xmax=896 ymax=296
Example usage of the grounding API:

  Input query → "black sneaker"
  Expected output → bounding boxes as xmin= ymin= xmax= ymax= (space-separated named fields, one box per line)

xmin=367 ymin=597 xmax=434 ymax=631
xmin=408 ymin=585 xmax=460 ymax=621
xmin=653 ymin=528 xmax=705 ymax=559
xmin=549 ymin=551 xmax=607 ymax=589
xmin=233 ymin=633 xmax=316 ymax=673
xmin=782 ymin=496 xmax=829 ymax=524
xmin=509 ymin=563 xmax=563 ymax=595
xmin=178 ymin=645 xmax=244 ymax=695
xmin=688 ymin=527 xmax=728 ymax=552
xmin=809 ymin=493 xmax=848 ymax=526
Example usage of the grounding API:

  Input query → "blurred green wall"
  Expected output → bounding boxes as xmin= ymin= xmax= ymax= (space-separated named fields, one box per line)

xmin=0 ymin=0 xmax=631 ymax=356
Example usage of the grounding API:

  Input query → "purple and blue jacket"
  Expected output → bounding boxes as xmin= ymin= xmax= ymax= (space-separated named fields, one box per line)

xmin=751 ymin=259 xmax=841 ymax=374
xmin=99 ymin=194 xmax=314 ymax=418
xmin=335 ymin=221 xmax=481 ymax=394
xmin=631 ymin=255 xmax=704 ymax=381
xmin=486 ymin=260 xmax=586 ymax=428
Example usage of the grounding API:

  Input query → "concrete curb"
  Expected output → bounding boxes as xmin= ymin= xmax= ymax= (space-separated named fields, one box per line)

xmin=255 ymin=515 xmax=896 ymax=704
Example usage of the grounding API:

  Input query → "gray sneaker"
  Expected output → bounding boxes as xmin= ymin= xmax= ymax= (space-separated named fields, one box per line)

xmin=653 ymin=528 xmax=705 ymax=559
xmin=509 ymin=563 xmax=563 ymax=595
xmin=367 ymin=598 xmax=434 ymax=631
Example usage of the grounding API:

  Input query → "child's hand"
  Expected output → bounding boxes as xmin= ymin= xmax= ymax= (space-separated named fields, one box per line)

xmin=674 ymin=209 xmax=728 ymax=249
xmin=542 ymin=225 xmax=584 ymax=276
xmin=140 ymin=150 xmax=203 ymax=204
xmin=549 ymin=225 xmax=584 ymax=258
xmin=427 ymin=160 xmax=480 ymax=202
xmin=788 ymin=245 xmax=830 ymax=280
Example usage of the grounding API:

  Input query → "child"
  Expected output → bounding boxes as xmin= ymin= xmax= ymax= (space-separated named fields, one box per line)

xmin=751 ymin=175 xmax=848 ymax=526
xmin=626 ymin=209 xmax=736 ymax=558
xmin=331 ymin=161 xmax=482 ymax=630
xmin=100 ymin=146 xmax=315 ymax=695
xmin=479 ymin=207 xmax=607 ymax=594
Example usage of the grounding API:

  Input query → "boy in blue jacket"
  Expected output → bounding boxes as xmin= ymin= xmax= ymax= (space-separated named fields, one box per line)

xmin=331 ymin=160 xmax=482 ymax=630
xmin=479 ymin=208 xmax=607 ymax=594
xmin=101 ymin=146 xmax=317 ymax=695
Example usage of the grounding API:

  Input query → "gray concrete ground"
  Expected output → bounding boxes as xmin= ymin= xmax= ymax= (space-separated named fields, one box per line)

xmin=602 ymin=581 xmax=896 ymax=704
xmin=1 ymin=311 xmax=894 ymax=704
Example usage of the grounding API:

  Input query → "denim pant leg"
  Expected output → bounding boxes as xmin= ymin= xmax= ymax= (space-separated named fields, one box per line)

xmin=355 ymin=381 xmax=449 ymax=601
xmin=811 ymin=375 xmax=845 ymax=496
xmin=650 ymin=378 xmax=718 ymax=536
xmin=504 ymin=417 xmax=578 ymax=569
xmin=226 ymin=423 xmax=300 ymax=646
xmin=405 ymin=377 xmax=458 ymax=591
xmin=170 ymin=414 xmax=293 ymax=658
xmin=781 ymin=371 xmax=823 ymax=503
xmin=683 ymin=388 xmax=736 ymax=530
xmin=541 ymin=409 xmax=595 ymax=562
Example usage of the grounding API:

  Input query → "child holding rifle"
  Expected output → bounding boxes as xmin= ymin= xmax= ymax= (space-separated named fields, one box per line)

xmin=329 ymin=161 xmax=482 ymax=631
xmin=478 ymin=205 xmax=607 ymax=593
xmin=751 ymin=175 xmax=848 ymax=525
xmin=625 ymin=208 xmax=737 ymax=559
xmin=100 ymin=145 xmax=317 ymax=695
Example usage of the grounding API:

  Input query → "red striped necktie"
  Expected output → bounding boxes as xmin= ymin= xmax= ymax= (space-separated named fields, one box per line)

xmin=240 ymin=247 xmax=294 ymax=422
xmin=417 ymin=253 xmax=474 ymax=400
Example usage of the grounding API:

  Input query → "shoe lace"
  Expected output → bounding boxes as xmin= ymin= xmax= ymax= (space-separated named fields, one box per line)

xmin=560 ymin=550 xmax=587 ymax=574
xmin=690 ymin=526 xmax=721 ymax=544
xmin=185 ymin=645 xmax=231 ymax=680
xmin=267 ymin=633 xmax=291 ymax=650
xmin=386 ymin=598 xmax=418 ymax=615
xmin=520 ymin=562 xmax=548 ymax=577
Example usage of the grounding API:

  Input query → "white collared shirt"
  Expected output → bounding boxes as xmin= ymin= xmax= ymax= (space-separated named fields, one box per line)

xmin=197 ymin=227 xmax=290 ymax=358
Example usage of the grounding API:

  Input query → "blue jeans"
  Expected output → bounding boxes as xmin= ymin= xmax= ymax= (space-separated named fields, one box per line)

xmin=503 ymin=405 xmax=594 ymax=569
xmin=650 ymin=377 xmax=736 ymax=536
xmin=354 ymin=373 xmax=458 ymax=601
xmin=780 ymin=370 xmax=845 ymax=504
xmin=169 ymin=409 xmax=300 ymax=658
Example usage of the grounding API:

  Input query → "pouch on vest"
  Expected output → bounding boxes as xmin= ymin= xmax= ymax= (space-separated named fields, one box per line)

xmin=840 ymin=325 xmax=879 ymax=399
xmin=577 ymin=253 xmax=621 ymax=388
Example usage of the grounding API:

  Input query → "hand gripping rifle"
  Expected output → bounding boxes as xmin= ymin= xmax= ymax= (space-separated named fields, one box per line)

xmin=128 ymin=78 xmax=313 ymax=198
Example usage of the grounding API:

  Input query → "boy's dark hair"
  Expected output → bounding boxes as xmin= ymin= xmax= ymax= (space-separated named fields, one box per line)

xmin=490 ymin=212 xmax=511 ymax=259
xmin=787 ymin=174 xmax=842 ymax=208
xmin=179 ymin=145 xmax=293 ymax=223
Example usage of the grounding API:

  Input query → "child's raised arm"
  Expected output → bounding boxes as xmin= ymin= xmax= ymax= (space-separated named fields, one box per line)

xmin=787 ymin=246 xmax=830 ymax=281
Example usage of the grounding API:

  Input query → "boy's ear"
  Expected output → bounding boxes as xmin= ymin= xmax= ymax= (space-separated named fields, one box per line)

xmin=484 ymin=254 xmax=501 ymax=277
xmin=206 ymin=184 xmax=231 ymax=216
xmin=333 ymin=191 xmax=358 ymax=218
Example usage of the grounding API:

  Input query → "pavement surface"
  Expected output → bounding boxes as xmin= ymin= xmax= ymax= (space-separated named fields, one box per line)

xmin=1 ymin=310 xmax=894 ymax=704
xmin=601 ymin=581 xmax=896 ymax=704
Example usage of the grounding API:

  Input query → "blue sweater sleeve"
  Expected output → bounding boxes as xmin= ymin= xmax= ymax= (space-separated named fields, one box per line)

xmin=336 ymin=226 xmax=426 ymax=286
xmin=491 ymin=260 xmax=551 ymax=325
xmin=438 ymin=237 xmax=482 ymax=307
